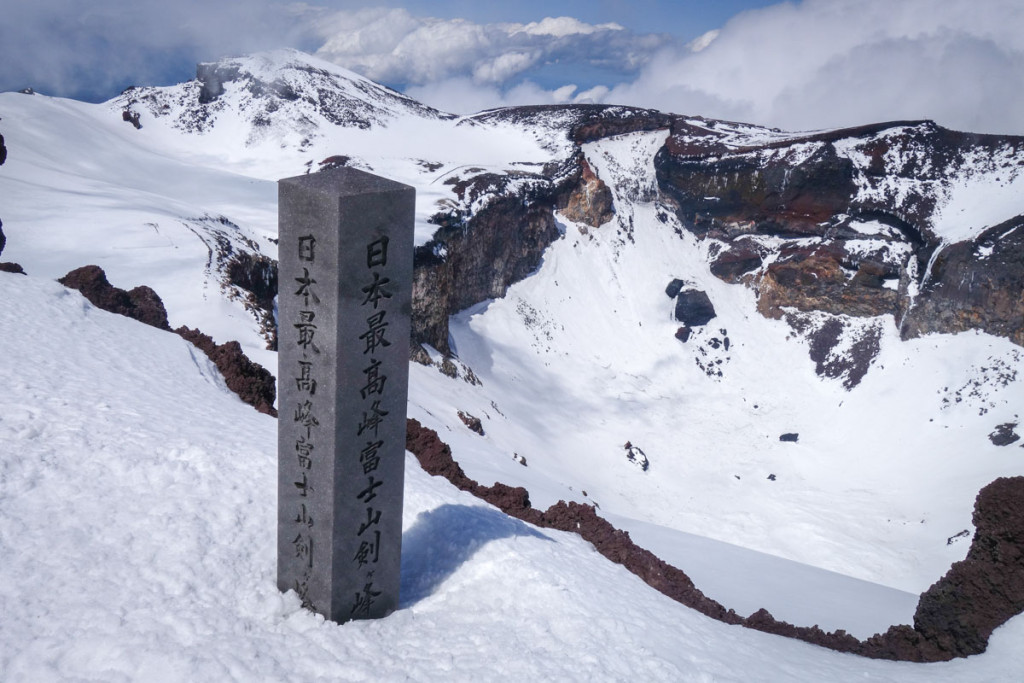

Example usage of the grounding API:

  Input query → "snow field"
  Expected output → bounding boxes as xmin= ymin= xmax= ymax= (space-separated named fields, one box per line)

xmin=2 ymin=271 xmax=1023 ymax=681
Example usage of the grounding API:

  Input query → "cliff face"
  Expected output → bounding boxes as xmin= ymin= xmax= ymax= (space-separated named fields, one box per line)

xmin=655 ymin=117 xmax=1024 ymax=383
xmin=899 ymin=217 xmax=1024 ymax=347
xmin=410 ymin=105 xmax=671 ymax=353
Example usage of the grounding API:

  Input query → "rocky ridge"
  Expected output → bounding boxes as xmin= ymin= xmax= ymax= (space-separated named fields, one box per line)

xmin=654 ymin=117 xmax=1024 ymax=383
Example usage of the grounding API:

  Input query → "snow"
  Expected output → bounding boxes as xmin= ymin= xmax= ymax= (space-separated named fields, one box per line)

xmin=3 ymin=55 xmax=1024 ymax=679
xmin=931 ymin=145 xmax=1024 ymax=244
xmin=3 ymin=272 xmax=1024 ymax=682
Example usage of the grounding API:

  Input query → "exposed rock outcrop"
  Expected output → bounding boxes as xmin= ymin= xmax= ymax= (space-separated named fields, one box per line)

xmin=656 ymin=117 xmax=1024 ymax=384
xmin=415 ymin=184 xmax=562 ymax=353
xmin=989 ymin=423 xmax=1020 ymax=446
xmin=560 ymin=157 xmax=614 ymax=227
xmin=898 ymin=218 xmax=1024 ymax=347
xmin=225 ymin=251 xmax=278 ymax=350
xmin=907 ymin=476 xmax=1024 ymax=659
xmin=58 ymin=265 xmax=171 ymax=330
xmin=174 ymin=326 xmax=278 ymax=417
xmin=1 ymin=131 xmax=6 ymax=261
xmin=673 ymin=288 xmax=716 ymax=327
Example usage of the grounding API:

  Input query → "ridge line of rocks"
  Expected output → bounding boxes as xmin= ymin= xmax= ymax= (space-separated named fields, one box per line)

xmin=405 ymin=418 xmax=1024 ymax=663
xmin=56 ymin=265 xmax=277 ymax=416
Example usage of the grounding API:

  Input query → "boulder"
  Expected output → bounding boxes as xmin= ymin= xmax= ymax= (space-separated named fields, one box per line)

xmin=674 ymin=289 xmax=716 ymax=326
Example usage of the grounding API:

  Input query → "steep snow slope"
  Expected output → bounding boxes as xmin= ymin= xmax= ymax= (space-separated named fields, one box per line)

xmin=3 ymin=270 xmax=1024 ymax=681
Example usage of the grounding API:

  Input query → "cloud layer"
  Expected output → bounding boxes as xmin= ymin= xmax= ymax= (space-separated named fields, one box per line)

xmin=312 ymin=9 xmax=666 ymax=88
xmin=3 ymin=1 xmax=1023 ymax=136
xmin=607 ymin=0 xmax=1024 ymax=135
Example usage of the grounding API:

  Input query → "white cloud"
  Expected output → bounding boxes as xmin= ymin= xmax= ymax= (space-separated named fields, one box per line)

xmin=312 ymin=10 xmax=668 ymax=87
xmin=513 ymin=17 xmax=624 ymax=38
xmin=606 ymin=0 xmax=1024 ymax=135
xmin=406 ymin=77 xmax=603 ymax=115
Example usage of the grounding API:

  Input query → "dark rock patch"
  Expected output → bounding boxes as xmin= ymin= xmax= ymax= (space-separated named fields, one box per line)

xmin=947 ymin=530 xmax=970 ymax=545
xmin=709 ymin=241 xmax=764 ymax=283
xmin=319 ymin=155 xmax=351 ymax=171
xmin=225 ymin=251 xmax=278 ymax=350
xmin=792 ymin=313 xmax=882 ymax=389
xmin=779 ymin=433 xmax=799 ymax=442
xmin=909 ymin=476 xmax=1024 ymax=659
xmin=624 ymin=441 xmax=649 ymax=471
xmin=457 ymin=411 xmax=485 ymax=436
xmin=175 ymin=326 xmax=277 ymax=417
xmin=665 ymin=278 xmax=685 ymax=298
xmin=674 ymin=326 xmax=692 ymax=343
xmin=121 ymin=109 xmax=142 ymax=129
xmin=674 ymin=289 xmax=716 ymax=326
xmin=0 ymin=262 xmax=25 ymax=274
xmin=989 ymin=422 xmax=1020 ymax=446
xmin=59 ymin=265 xmax=170 ymax=330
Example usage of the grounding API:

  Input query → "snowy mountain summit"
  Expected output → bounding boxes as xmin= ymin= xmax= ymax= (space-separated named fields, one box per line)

xmin=2 ymin=49 xmax=1024 ymax=680
xmin=119 ymin=49 xmax=453 ymax=147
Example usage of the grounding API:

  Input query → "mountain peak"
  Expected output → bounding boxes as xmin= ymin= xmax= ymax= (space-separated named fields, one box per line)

xmin=118 ymin=49 xmax=454 ymax=147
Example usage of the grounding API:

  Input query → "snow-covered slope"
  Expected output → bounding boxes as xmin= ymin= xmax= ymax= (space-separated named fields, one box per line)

xmin=0 ymin=50 xmax=563 ymax=367
xmin=2 ymin=49 xmax=1024 ymax=677
xmin=413 ymin=129 xmax=1024 ymax=596
xmin=2 ymin=271 xmax=1023 ymax=682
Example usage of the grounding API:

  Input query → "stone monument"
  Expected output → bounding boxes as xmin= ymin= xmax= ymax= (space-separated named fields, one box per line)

xmin=277 ymin=167 xmax=414 ymax=622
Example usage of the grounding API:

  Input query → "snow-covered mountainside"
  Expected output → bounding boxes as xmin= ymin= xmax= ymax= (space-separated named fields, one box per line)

xmin=2 ymin=49 xmax=1023 ymax=678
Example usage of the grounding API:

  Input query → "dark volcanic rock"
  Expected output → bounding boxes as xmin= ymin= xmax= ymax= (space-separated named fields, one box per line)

xmin=1 ymin=131 xmax=6 ymax=260
xmin=709 ymin=239 xmax=764 ymax=282
xmin=175 ymin=326 xmax=277 ymax=417
xmin=665 ymin=278 xmax=685 ymax=298
xmin=989 ymin=423 xmax=1021 ymax=446
xmin=673 ymin=289 xmax=716 ymax=326
xmin=57 ymin=265 xmax=275 ymax=417
xmin=656 ymin=116 xmax=1024 ymax=352
xmin=899 ymin=218 xmax=1024 ymax=347
xmin=779 ymin=433 xmax=799 ymax=443
xmin=911 ymin=476 xmax=1024 ymax=659
xmin=0 ymin=262 xmax=25 ymax=274
xmin=798 ymin=314 xmax=883 ymax=389
xmin=59 ymin=265 xmax=171 ymax=330
xmin=414 ymin=176 xmax=563 ymax=353
xmin=756 ymin=244 xmax=899 ymax=320
xmin=457 ymin=411 xmax=485 ymax=436
xmin=225 ymin=251 xmax=278 ymax=350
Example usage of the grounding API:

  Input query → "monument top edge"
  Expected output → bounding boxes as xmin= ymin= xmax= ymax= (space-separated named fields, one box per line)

xmin=279 ymin=167 xmax=415 ymax=197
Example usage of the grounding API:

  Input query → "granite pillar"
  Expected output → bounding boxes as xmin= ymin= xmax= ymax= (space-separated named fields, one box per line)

xmin=277 ymin=167 xmax=414 ymax=622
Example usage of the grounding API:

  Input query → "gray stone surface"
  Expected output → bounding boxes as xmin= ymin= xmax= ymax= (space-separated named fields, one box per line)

xmin=277 ymin=167 xmax=414 ymax=623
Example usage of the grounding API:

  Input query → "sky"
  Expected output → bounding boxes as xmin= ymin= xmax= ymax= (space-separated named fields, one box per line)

xmin=2 ymin=0 xmax=1023 ymax=135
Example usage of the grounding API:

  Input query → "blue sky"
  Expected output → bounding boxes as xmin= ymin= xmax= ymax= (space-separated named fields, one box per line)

xmin=0 ymin=0 xmax=775 ymax=103
xmin=2 ymin=0 xmax=1023 ymax=135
